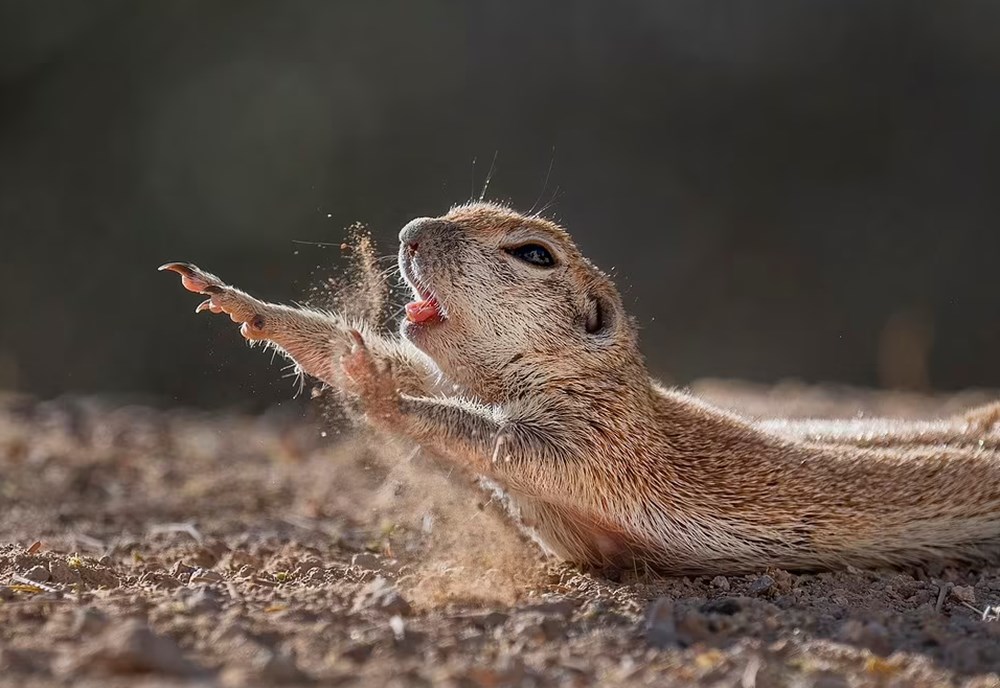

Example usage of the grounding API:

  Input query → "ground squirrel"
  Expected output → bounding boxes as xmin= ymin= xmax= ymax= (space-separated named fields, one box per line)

xmin=161 ymin=203 xmax=1000 ymax=575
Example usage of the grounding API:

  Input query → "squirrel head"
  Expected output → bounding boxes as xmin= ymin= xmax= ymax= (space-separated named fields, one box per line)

xmin=396 ymin=202 xmax=644 ymax=402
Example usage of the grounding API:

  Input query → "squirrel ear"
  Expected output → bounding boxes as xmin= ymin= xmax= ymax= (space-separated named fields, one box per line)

xmin=584 ymin=291 xmax=608 ymax=334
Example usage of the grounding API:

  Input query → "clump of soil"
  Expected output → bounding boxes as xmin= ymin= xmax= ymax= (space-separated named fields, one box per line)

xmin=1 ymin=388 xmax=999 ymax=687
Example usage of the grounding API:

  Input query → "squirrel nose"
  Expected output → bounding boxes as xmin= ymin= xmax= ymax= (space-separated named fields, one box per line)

xmin=399 ymin=217 xmax=455 ymax=251
xmin=399 ymin=217 xmax=433 ymax=251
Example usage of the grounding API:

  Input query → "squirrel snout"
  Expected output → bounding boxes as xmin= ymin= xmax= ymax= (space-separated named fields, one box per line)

xmin=399 ymin=217 xmax=458 ymax=252
xmin=399 ymin=217 xmax=433 ymax=250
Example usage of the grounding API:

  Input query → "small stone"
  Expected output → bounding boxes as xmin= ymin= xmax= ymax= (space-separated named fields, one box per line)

xmin=48 ymin=559 xmax=82 ymax=585
xmin=23 ymin=565 xmax=50 ymax=583
xmin=302 ymin=566 xmax=324 ymax=583
xmin=951 ymin=585 xmax=976 ymax=605
xmin=189 ymin=568 xmax=223 ymax=584
xmin=79 ymin=567 xmax=119 ymax=589
xmin=748 ymin=575 xmax=775 ymax=596
xmin=352 ymin=577 xmax=412 ymax=616
xmin=766 ymin=568 xmax=795 ymax=593
xmin=644 ymin=598 xmax=677 ymax=649
xmin=710 ymin=575 xmax=730 ymax=591
xmin=169 ymin=560 xmax=196 ymax=580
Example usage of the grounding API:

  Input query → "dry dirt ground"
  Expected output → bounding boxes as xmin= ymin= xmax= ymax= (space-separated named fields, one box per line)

xmin=2 ymin=383 xmax=1000 ymax=687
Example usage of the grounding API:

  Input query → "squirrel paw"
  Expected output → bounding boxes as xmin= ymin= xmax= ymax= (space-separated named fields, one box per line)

xmin=158 ymin=262 xmax=270 ymax=341
xmin=340 ymin=329 xmax=400 ymax=422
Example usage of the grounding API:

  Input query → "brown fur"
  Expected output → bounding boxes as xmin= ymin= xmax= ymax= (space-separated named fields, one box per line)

xmin=162 ymin=203 xmax=1000 ymax=575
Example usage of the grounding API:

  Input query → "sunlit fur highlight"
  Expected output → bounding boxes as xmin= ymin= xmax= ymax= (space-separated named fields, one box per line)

xmin=167 ymin=202 xmax=1000 ymax=575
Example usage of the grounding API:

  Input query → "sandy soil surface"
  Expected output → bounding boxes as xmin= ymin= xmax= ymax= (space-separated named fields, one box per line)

xmin=1 ymin=385 xmax=1000 ymax=687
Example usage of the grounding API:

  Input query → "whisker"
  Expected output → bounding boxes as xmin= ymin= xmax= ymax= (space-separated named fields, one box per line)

xmin=470 ymin=155 xmax=477 ymax=202
xmin=534 ymin=185 xmax=562 ymax=218
xmin=291 ymin=239 xmax=345 ymax=247
xmin=479 ymin=150 xmax=499 ymax=202
xmin=529 ymin=146 xmax=557 ymax=215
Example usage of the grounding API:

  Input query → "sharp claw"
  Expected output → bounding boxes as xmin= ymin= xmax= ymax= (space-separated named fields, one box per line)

xmin=195 ymin=299 xmax=213 ymax=313
xmin=158 ymin=261 xmax=197 ymax=274
xmin=158 ymin=261 xmax=226 ymax=294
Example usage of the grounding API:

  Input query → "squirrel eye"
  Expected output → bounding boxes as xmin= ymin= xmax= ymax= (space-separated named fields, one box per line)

xmin=505 ymin=243 xmax=556 ymax=267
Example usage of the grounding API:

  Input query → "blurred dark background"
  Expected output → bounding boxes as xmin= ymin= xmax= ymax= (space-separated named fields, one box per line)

xmin=2 ymin=1 xmax=999 ymax=408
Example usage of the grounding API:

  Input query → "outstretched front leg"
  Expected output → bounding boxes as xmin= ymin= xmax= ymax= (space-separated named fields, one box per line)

xmin=339 ymin=330 xmax=568 ymax=477
xmin=159 ymin=262 xmax=435 ymax=396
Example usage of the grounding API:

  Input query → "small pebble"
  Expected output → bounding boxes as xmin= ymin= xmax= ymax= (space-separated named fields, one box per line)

xmin=169 ymin=560 xmax=196 ymax=579
xmin=49 ymin=559 xmax=82 ymax=585
xmin=748 ymin=574 xmax=774 ymax=596
xmin=951 ymin=585 xmax=976 ymax=606
xmin=711 ymin=575 xmax=730 ymax=591
xmin=189 ymin=568 xmax=223 ymax=584
xmin=22 ymin=565 xmax=51 ymax=583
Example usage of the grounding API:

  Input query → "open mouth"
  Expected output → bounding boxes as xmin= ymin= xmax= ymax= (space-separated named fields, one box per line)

xmin=405 ymin=291 xmax=443 ymax=324
xmin=401 ymin=256 xmax=446 ymax=325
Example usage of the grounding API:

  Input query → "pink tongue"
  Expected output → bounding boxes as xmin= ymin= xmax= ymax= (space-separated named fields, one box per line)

xmin=405 ymin=298 xmax=441 ymax=323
